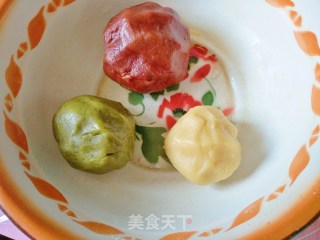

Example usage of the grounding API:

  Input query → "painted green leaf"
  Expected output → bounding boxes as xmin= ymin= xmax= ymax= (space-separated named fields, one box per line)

xmin=189 ymin=56 xmax=199 ymax=64
xmin=150 ymin=91 xmax=164 ymax=101
xmin=188 ymin=56 xmax=199 ymax=70
xmin=135 ymin=125 xmax=170 ymax=164
xmin=128 ymin=92 xmax=144 ymax=105
xmin=166 ymin=83 xmax=180 ymax=92
xmin=202 ymin=91 xmax=214 ymax=105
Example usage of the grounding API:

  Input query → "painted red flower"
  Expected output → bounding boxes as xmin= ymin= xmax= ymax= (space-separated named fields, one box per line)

xmin=190 ymin=44 xmax=217 ymax=63
xmin=157 ymin=93 xmax=202 ymax=129
xmin=191 ymin=64 xmax=211 ymax=82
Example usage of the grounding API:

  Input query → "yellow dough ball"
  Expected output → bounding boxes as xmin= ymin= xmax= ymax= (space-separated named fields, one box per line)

xmin=164 ymin=106 xmax=241 ymax=185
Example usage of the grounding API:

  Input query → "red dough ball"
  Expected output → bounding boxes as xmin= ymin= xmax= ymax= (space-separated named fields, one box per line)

xmin=103 ymin=2 xmax=190 ymax=93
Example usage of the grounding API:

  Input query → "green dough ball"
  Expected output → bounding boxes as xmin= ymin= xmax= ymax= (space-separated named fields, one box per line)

xmin=52 ymin=95 xmax=135 ymax=174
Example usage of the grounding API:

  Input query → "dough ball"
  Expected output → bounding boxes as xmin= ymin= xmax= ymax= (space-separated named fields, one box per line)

xmin=52 ymin=95 xmax=135 ymax=174
xmin=103 ymin=2 xmax=190 ymax=93
xmin=164 ymin=106 xmax=241 ymax=185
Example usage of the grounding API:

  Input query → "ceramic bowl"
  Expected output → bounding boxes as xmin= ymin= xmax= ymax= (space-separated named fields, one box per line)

xmin=0 ymin=0 xmax=319 ymax=239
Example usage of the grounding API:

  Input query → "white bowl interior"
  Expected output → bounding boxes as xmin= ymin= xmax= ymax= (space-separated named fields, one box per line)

xmin=0 ymin=0 xmax=319 ymax=239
